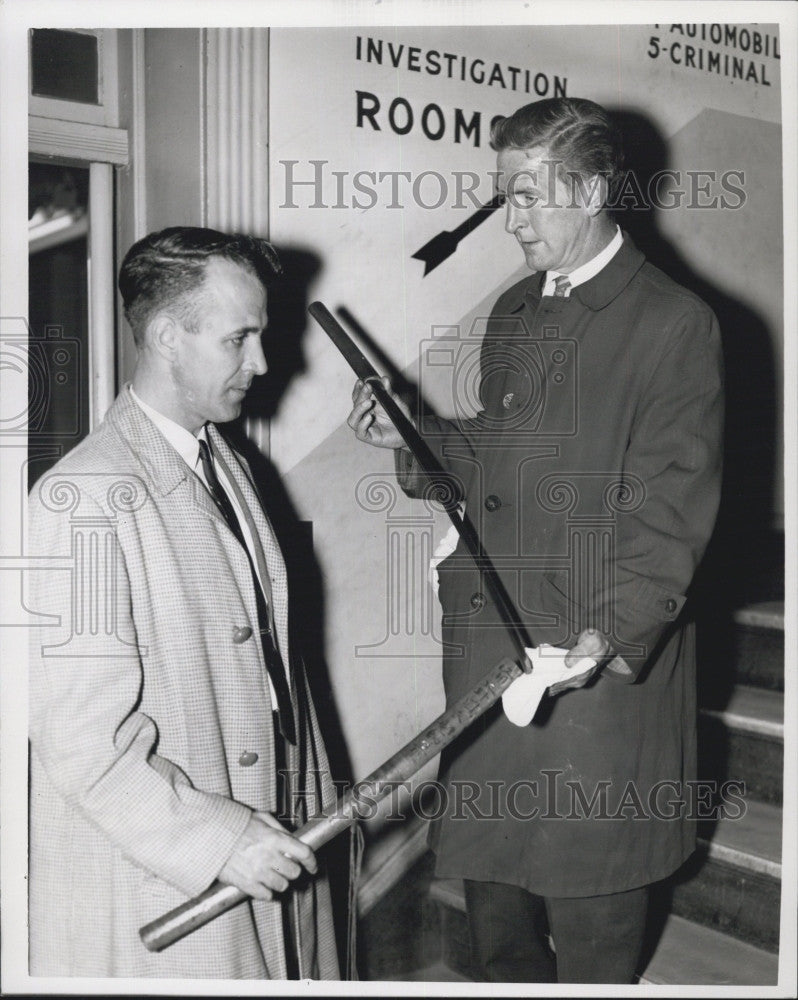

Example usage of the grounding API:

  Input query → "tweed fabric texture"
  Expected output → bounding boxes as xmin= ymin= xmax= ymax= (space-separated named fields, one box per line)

xmin=27 ymin=386 xmax=339 ymax=979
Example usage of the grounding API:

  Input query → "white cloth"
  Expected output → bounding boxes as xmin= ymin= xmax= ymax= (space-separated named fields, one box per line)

xmin=428 ymin=516 xmax=463 ymax=594
xmin=502 ymin=645 xmax=597 ymax=726
xmin=542 ymin=224 xmax=623 ymax=297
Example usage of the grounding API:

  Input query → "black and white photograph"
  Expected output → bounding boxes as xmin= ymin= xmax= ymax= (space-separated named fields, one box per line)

xmin=0 ymin=0 xmax=795 ymax=994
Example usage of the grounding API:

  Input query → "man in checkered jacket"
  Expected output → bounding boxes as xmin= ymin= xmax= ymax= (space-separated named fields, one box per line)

xmin=27 ymin=228 xmax=339 ymax=979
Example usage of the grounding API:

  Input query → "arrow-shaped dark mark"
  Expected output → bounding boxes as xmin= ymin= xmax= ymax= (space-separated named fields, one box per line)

xmin=412 ymin=194 xmax=502 ymax=276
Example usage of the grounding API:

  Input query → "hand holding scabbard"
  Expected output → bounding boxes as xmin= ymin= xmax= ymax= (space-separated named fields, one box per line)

xmin=309 ymin=301 xmax=533 ymax=669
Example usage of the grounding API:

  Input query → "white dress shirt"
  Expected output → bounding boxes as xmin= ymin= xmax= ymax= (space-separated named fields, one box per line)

xmin=129 ymin=385 xmax=286 ymax=696
xmin=541 ymin=224 xmax=623 ymax=297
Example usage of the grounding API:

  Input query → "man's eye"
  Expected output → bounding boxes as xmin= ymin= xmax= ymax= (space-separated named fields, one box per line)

xmin=511 ymin=192 xmax=538 ymax=208
xmin=230 ymin=336 xmax=245 ymax=346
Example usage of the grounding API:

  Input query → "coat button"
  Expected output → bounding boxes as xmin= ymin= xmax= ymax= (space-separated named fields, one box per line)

xmin=484 ymin=494 xmax=502 ymax=512
xmin=470 ymin=592 xmax=486 ymax=610
xmin=232 ymin=626 xmax=253 ymax=644
xmin=238 ymin=751 xmax=259 ymax=767
xmin=665 ymin=598 xmax=678 ymax=614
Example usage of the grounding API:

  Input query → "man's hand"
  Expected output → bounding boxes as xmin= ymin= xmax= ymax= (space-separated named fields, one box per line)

xmin=347 ymin=378 xmax=412 ymax=449
xmin=218 ymin=811 xmax=317 ymax=901
xmin=547 ymin=628 xmax=610 ymax=695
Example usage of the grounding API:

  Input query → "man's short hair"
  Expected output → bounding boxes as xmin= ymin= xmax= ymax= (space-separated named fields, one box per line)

xmin=490 ymin=97 xmax=623 ymax=206
xmin=119 ymin=227 xmax=283 ymax=347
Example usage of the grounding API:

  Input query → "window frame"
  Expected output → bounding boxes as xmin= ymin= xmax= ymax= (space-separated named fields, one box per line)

xmin=28 ymin=28 xmax=119 ymax=129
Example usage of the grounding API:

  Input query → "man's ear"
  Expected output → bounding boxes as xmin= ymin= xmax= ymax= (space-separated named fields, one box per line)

xmin=147 ymin=312 xmax=181 ymax=360
xmin=583 ymin=174 xmax=608 ymax=217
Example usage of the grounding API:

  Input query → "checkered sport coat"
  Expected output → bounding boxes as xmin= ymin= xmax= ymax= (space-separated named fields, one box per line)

xmin=27 ymin=386 xmax=340 ymax=979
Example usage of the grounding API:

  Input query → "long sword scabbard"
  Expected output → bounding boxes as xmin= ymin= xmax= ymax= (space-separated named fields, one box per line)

xmin=140 ymin=302 xmax=535 ymax=952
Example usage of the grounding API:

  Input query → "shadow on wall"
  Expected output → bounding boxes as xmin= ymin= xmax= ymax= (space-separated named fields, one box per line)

xmin=226 ymin=245 xmax=355 ymax=968
xmin=612 ymin=107 xmax=781 ymax=686
xmin=611 ymin=109 xmax=781 ymax=975
xmin=612 ymin=109 xmax=780 ymax=597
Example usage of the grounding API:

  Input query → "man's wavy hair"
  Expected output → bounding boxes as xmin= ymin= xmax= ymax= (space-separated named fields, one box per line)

xmin=119 ymin=227 xmax=283 ymax=346
xmin=490 ymin=97 xmax=624 ymax=208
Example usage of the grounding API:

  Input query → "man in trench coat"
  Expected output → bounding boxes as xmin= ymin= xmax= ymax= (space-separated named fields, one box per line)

xmin=28 ymin=228 xmax=339 ymax=979
xmin=349 ymin=97 xmax=724 ymax=982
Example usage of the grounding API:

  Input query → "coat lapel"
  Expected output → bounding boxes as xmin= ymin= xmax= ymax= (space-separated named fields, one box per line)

xmin=208 ymin=426 xmax=285 ymax=582
xmin=108 ymin=386 xmax=228 ymax=530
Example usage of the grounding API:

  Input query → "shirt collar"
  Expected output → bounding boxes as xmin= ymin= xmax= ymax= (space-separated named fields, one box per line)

xmin=506 ymin=230 xmax=646 ymax=313
xmin=129 ymin=385 xmax=203 ymax=471
xmin=543 ymin=225 xmax=623 ymax=295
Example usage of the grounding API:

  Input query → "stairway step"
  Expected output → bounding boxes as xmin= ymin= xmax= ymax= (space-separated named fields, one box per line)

xmin=701 ymin=683 xmax=784 ymax=735
xmin=430 ymin=877 xmax=467 ymax=913
xmin=699 ymin=600 xmax=784 ymax=692
xmin=665 ymin=847 xmax=781 ymax=951
xmin=640 ymin=914 xmax=778 ymax=985
xmin=392 ymin=960 xmax=471 ymax=982
xmin=734 ymin=601 xmax=785 ymax=631
xmin=730 ymin=602 xmax=784 ymax=691
xmin=698 ymin=684 xmax=783 ymax=804
xmin=429 ymin=878 xmax=471 ymax=978
xmin=699 ymin=797 xmax=782 ymax=877
xmin=668 ymin=797 xmax=782 ymax=951
xmin=429 ymin=879 xmax=780 ymax=984
xmin=432 ymin=797 xmax=784 ymax=960
xmin=357 ymin=849 xmax=443 ymax=980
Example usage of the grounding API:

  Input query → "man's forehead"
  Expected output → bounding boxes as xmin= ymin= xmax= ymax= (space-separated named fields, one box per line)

xmin=204 ymin=255 xmax=260 ymax=284
xmin=202 ymin=257 xmax=266 ymax=299
xmin=497 ymin=145 xmax=557 ymax=189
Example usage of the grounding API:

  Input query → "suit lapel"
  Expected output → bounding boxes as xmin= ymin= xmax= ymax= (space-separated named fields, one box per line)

xmin=209 ymin=427 xmax=292 ymax=673
xmin=109 ymin=387 xmax=238 ymax=533
xmin=208 ymin=427 xmax=284 ymax=572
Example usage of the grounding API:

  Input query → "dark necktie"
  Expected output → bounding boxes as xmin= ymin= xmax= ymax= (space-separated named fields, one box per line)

xmin=553 ymin=274 xmax=571 ymax=297
xmin=198 ymin=436 xmax=296 ymax=745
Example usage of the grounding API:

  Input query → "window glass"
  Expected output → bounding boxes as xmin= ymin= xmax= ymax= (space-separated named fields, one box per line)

xmin=28 ymin=162 xmax=91 ymax=490
xmin=30 ymin=29 xmax=99 ymax=105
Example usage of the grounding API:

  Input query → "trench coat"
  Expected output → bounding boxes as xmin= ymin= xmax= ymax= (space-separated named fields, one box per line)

xmin=397 ymin=235 xmax=724 ymax=897
xmin=27 ymin=386 xmax=339 ymax=978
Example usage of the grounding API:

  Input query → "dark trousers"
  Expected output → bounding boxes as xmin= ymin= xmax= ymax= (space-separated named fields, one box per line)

xmin=464 ymin=878 xmax=648 ymax=984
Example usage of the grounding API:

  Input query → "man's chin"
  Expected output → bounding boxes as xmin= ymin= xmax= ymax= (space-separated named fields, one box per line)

xmin=522 ymin=245 xmax=549 ymax=272
xmin=212 ymin=403 xmax=244 ymax=425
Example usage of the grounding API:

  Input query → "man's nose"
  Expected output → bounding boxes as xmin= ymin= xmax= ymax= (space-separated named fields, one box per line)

xmin=505 ymin=199 xmax=524 ymax=235
xmin=244 ymin=337 xmax=268 ymax=376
